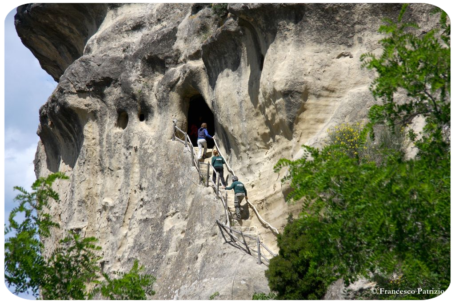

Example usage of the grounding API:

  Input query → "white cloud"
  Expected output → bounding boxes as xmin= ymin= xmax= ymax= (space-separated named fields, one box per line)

xmin=3 ymin=9 xmax=55 ymax=225
xmin=4 ymin=9 xmax=57 ymax=135
xmin=3 ymin=139 xmax=38 ymax=302
xmin=4 ymin=138 xmax=37 ymax=210
xmin=5 ymin=127 xmax=39 ymax=150
xmin=3 ymin=8 xmax=54 ymax=211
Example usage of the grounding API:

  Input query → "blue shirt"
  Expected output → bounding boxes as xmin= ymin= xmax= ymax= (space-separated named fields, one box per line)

xmin=198 ymin=128 xmax=213 ymax=139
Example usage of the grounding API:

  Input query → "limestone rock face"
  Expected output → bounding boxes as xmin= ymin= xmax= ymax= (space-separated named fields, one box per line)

xmin=15 ymin=3 xmax=108 ymax=81
xmin=21 ymin=3 xmax=437 ymax=299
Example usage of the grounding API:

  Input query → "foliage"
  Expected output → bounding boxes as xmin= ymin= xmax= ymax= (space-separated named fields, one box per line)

xmin=361 ymin=4 xmax=450 ymax=129
xmin=212 ymin=2 xmax=228 ymax=17
xmin=5 ymin=173 xmax=155 ymax=300
xmin=271 ymin=142 xmax=450 ymax=299
xmin=360 ymin=124 xmax=407 ymax=164
xmin=96 ymin=260 xmax=156 ymax=300
xmin=267 ymin=5 xmax=450 ymax=300
xmin=5 ymin=172 xmax=68 ymax=296
xmin=266 ymin=219 xmax=328 ymax=300
xmin=40 ymin=232 xmax=101 ymax=300
xmin=327 ymin=122 xmax=363 ymax=158
xmin=327 ymin=121 xmax=407 ymax=165
xmin=252 ymin=292 xmax=277 ymax=300
xmin=209 ymin=291 xmax=220 ymax=300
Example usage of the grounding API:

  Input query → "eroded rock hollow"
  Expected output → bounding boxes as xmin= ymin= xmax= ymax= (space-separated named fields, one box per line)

xmin=16 ymin=3 xmax=437 ymax=299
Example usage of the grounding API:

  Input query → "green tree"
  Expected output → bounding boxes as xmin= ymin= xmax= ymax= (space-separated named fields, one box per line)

xmin=96 ymin=260 xmax=156 ymax=300
xmin=361 ymin=4 xmax=450 ymax=127
xmin=266 ymin=5 xmax=450 ymax=300
xmin=5 ymin=172 xmax=67 ymax=297
xmin=5 ymin=172 xmax=155 ymax=300
xmin=361 ymin=4 xmax=450 ymax=160
xmin=265 ymin=217 xmax=327 ymax=300
xmin=270 ymin=143 xmax=449 ymax=299
xmin=40 ymin=232 xmax=101 ymax=300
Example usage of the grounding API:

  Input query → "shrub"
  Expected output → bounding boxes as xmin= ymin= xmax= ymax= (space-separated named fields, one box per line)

xmin=209 ymin=291 xmax=220 ymax=300
xmin=267 ymin=6 xmax=450 ymax=299
xmin=361 ymin=124 xmax=407 ymax=164
xmin=327 ymin=121 xmax=408 ymax=165
xmin=252 ymin=292 xmax=277 ymax=300
xmin=211 ymin=3 xmax=228 ymax=17
xmin=327 ymin=122 xmax=363 ymax=158
xmin=5 ymin=173 xmax=155 ymax=300
xmin=269 ymin=137 xmax=449 ymax=299
xmin=265 ymin=218 xmax=328 ymax=300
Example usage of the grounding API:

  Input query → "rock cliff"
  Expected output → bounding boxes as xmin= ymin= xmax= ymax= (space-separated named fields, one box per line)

xmin=16 ymin=3 xmax=437 ymax=299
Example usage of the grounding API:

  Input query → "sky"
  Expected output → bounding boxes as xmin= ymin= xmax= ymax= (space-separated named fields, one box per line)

xmin=2 ymin=4 xmax=57 ymax=301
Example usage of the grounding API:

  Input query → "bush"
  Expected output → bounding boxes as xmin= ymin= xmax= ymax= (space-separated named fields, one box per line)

xmin=267 ymin=5 xmax=450 ymax=299
xmin=270 ymin=142 xmax=449 ymax=299
xmin=265 ymin=219 xmax=328 ymax=300
xmin=327 ymin=121 xmax=408 ymax=164
xmin=211 ymin=3 xmax=228 ymax=17
xmin=5 ymin=173 xmax=155 ymax=300
xmin=362 ymin=124 xmax=407 ymax=164
xmin=96 ymin=260 xmax=156 ymax=300
xmin=327 ymin=122 xmax=363 ymax=158
xmin=209 ymin=291 xmax=220 ymax=300
xmin=252 ymin=292 xmax=277 ymax=300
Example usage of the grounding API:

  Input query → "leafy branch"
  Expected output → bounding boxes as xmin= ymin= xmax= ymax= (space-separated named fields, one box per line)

xmin=5 ymin=172 xmax=155 ymax=300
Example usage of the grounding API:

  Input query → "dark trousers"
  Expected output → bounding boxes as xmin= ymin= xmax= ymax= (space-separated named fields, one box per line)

xmin=234 ymin=193 xmax=245 ymax=219
xmin=212 ymin=167 xmax=226 ymax=186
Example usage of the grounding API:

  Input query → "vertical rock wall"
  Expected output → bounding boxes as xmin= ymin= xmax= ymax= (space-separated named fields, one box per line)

xmin=16 ymin=3 xmax=438 ymax=299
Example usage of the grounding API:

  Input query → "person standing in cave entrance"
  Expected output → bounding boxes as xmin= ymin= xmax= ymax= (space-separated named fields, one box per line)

xmin=197 ymin=122 xmax=214 ymax=160
xmin=224 ymin=176 xmax=248 ymax=220
xmin=211 ymin=149 xmax=226 ymax=186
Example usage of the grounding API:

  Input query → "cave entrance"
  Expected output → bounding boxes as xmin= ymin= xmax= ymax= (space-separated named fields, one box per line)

xmin=187 ymin=95 xmax=215 ymax=148
xmin=116 ymin=110 xmax=129 ymax=129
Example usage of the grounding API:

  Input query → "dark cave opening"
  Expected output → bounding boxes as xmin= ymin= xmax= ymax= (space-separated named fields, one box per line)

xmin=187 ymin=95 xmax=215 ymax=148
xmin=116 ymin=110 xmax=129 ymax=129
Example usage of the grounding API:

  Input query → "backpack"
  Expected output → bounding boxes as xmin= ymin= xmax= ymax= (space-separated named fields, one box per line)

xmin=198 ymin=127 xmax=206 ymax=139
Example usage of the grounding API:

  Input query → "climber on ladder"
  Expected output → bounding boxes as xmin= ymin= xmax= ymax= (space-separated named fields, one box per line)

xmin=224 ymin=176 xmax=248 ymax=220
xmin=197 ymin=122 xmax=214 ymax=161
xmin=211 ymin=149 xmax=227 ymax=186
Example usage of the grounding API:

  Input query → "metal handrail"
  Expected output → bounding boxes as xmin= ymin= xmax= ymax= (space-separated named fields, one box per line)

xmin=172 ymin=120 xmax=279 ymax=240
xmin=216 ymin=220 xmax=276 ymax=265
xmin=246 ymin=199 xmax=279 ymax=235
xmin=209 ymin=161 xmax=232 ymax=227
xmin=213 ymin=138 xmax=279 ymax=235
xmin=213 ymin=138 xmax=235 ymax=176
xmin=173 ymin=120 xmax=231 ymax=226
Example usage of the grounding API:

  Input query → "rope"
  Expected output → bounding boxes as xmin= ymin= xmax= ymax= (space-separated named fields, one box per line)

xmin=213 ymin=138 xmax=235 ymax=175
xmin=246 ymin=200 xmax=279 ymax=235
xmin=213 ymin=137 xmax=279 ymax=235
xmin=172 ymin=121 xmax=279 ymax=263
